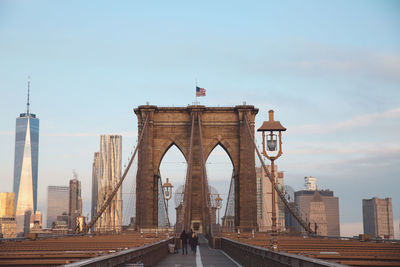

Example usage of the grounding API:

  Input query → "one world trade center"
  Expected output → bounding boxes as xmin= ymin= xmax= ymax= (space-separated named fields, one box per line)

xmin=13 ymin=79 xmax=39 ymax=235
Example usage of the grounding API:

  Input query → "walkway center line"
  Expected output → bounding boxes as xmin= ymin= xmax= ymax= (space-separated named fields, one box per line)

xmin=196 ymin=245 xmax=203 ymax=267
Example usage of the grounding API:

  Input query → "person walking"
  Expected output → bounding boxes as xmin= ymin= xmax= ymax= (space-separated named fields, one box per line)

xmin=180 ymin=230 xmax=188 ymax=255
xmin=189 ymin=230 xmax=194 ymax=253
xmin=192 ymin=233 xmax=198 ymax=253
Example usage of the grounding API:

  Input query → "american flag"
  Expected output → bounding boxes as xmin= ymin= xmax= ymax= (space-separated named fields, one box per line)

xmin=196 ymin=86 xmax=206 ymax=97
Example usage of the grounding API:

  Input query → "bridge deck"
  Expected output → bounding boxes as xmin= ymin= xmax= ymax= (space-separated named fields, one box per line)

xmin=156 ymin=235 xmax=240 ymax=267
xmin=0 ymin=232 xmax=164 ymax=266
xmin=222 ymin=232 xmax=400 ymax=266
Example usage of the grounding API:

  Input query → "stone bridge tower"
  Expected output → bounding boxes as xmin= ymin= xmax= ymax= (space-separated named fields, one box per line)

xmin=134 ymin=105 xmax=258 ymax=232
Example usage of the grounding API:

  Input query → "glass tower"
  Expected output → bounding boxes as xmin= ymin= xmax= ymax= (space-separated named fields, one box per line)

xmin=96 ymin=135 xmax=122 ymax=233
xmin=13 ymin=80 xmax=39 ymax=234
xmin=47 ymin=186 xmax=69 ymax=228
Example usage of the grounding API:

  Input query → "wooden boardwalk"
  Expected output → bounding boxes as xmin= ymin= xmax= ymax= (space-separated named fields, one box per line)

xmin=223 ymin=232 xmax=400 ymax=266
xmin=0 ymin=232 xmax=164 ymax=266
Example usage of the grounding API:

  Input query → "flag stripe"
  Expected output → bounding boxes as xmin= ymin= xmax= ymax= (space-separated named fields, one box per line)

xmin=196 ymin=86 xmax=206 ymax=97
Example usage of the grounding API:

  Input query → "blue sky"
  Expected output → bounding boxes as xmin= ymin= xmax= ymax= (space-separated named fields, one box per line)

xmin=0 ymin=0 xmax=399 ymax=237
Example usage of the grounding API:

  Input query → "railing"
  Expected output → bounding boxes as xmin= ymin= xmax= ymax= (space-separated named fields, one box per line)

xmin=220 ymin=237 xmax=347 ymax=267
xmin=63 ymin=238 xmax=173 ymax=267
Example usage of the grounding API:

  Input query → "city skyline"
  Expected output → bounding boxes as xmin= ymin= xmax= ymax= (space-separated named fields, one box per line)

xmin=0 ymin=1 xmax=399 ymax=237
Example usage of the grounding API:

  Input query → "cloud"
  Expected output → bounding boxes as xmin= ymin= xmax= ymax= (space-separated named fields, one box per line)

xmin=287 ymin=143 xmax=400 ymax=156
xmin=284 ymin=145 xmax=400 ymax=180
xmin=289 ymin=107 xmax=400 ymax=135
xmin=0 ymin=131 xmax=13 ymax=135
xmin=283 ymin=40 xmax=400 ymax=82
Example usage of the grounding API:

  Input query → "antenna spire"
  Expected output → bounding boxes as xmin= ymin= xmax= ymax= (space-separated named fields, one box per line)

xmin=27 ymin=76 xmax=30 ymax=115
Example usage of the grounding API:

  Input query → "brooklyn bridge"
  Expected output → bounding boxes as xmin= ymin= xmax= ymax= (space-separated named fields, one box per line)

xmin=1 ymin=105 xmax=399 ymax=267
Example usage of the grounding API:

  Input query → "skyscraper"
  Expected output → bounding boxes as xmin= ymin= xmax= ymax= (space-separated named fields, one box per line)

xmin=304 ymin=176 xmax=317 ymax=190
xmin=363 ymin=197 xmax=394 ymax=239
xmin=96 ymin=135 xmax=122 ymax=233
xmin=0 ymin=192 xmax=17 ymax=238
xmin=47 ymin=186 xmax=69 ymax=228
xmin=0 ymin=193 xmax=15 ymax=218
xmin=295 ymin=187 xmax=340 ymax=236
xmin=256 ymin=166 xmax=285 ymax=232
xmin=69 ymin=175 xmax=82 ymax=231
xmin=308 ymin=190 xmax=328 ymax=236
xmin=13 ymin=79 xmax=39 ymax=234
xmin=91 ymin=152 xmax=100 ymax=221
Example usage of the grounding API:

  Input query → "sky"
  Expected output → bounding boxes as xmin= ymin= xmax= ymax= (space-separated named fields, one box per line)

xmin=0 ymin=0 xmax=399 ymax=237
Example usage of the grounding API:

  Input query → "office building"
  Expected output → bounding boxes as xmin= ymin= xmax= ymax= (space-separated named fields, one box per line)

xmin=304 ymin=176 xmax=317 ymax=190
xmin=0 ymin=192 xmax=15 ymax=217
xmin=52 ymin=212 xmax=69 ymax=235
xmin=13 ymin=80 xmax=39 ymax=235
xmin=29 ymin=211 xmax=42 ymax=230
xmin=308 ymin=190 xmax=328 ymax=235
xmin=256 ymin=166 xmax=285 ymax=232
xmin=69 ymin=176 xmax=82 ymax=231
xmin=0 ymin=192 xmax=17 ymax=238
xmin=47 ymin=186 xmax=69 ymax=228
xmin=96 ymin=135 xmax=122 ymax=232
xmin=363 ymin=197 xmax=394 ymax=239
xmin=91 ymin=152 xmax=100 ymax=221
xmin=295 ymin=185 xmax=340 ymax=236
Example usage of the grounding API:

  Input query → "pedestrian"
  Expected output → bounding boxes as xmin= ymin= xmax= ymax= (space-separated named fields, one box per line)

xmin=180 ymin=230 xmax=188 ymax=255
xmin=189 ymin=230 xmax=194 ymax=253
xmin=192 ymin=233 xmax=198 ymax=253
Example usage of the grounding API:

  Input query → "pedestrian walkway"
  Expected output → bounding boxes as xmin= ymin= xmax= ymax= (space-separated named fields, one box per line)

xmin=155 ymin=235 xmax=241 ymax=267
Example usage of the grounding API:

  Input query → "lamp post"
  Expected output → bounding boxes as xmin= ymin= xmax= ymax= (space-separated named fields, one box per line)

xmin=257 ymin=110 xmax=286 ymax=251
xmin=162 ymin=178 xmax=173 ymax=229
xmin=215 ymin=194 xmax=223 ymax=225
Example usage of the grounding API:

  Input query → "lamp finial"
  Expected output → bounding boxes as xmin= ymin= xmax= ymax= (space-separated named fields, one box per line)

xmin=269 ymin=110 xmax=274 ymax=121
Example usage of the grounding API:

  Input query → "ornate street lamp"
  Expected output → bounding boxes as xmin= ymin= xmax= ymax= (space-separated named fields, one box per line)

xmin=257 ymin=110 xmax=286 ymax=251
xmin=215 ymin=194 xmax=223 ymax=225
xmin=162 ymin=178 xmax=173 ymax=229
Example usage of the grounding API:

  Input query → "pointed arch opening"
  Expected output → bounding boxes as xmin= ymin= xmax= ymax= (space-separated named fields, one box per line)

xmin=206 ymin=143 xmax=235 ymax=229
xmin=158 ymin=144 xmax=187 ymax=227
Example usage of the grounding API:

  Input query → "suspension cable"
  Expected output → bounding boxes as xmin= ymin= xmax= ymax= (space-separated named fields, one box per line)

xmin=222 ymin=170 xmax=235 ymax=227
xmin=85 ymin=114 xmax=150 ymax=233
xmin=243 ymin=112 xmax=314 ymax=234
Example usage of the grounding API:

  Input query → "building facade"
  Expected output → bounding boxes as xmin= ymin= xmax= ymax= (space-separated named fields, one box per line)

xmin=363 ymin=197 xmax=394 ymax=239
xmin=295 ymin=188 xmax=340 ymax=236
xmin=69 ymin=177 xmax=82 ymax=231
xmin=0 ymin=192 xmax=15 ymax=218
xmin=29 ymin=211 xmax=42 ymax=230
xmin=304 ymin=176 xmax=317 ymax=191
xmin=308 ymin=190 xmax=328 ymax=236
xmin=96 ymin=135 xmax=122 ymax=232
xmin=13 ymin=87 xmax=39 ymax=235
xmin=256 ymin=166 xmax=285 ymax=232
xmin=0 ymin=192 xmax=17 ymax=238
xmin=91 ymin=152 xmax=100 ymax=221
xmin=47 ymin=186 xmax=69 ymax=228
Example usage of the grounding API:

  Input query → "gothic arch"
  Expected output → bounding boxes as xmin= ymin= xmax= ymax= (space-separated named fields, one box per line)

xmin=154 ymin=137 xmax=188 ymax=174
xmin=204 ymin=139 xmax=237 ymax=174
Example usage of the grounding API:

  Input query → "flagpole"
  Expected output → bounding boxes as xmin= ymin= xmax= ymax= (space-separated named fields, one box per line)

xmin=195 ymin=79 xmax=198 ymax=106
